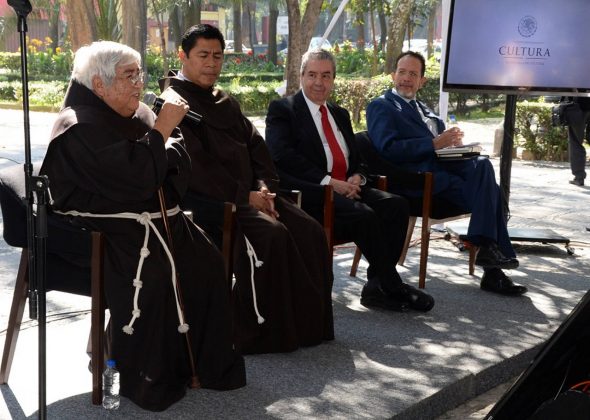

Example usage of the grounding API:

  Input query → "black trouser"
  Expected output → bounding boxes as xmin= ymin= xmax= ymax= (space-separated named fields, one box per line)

xmin=565 ymin=104 xmax=590 ymax=181
xmin=331 ymin=187 xmax=410 ymax=293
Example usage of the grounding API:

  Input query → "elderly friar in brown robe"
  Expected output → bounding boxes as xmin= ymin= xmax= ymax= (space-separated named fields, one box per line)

xmin=160 ymin=24 xmax=334 ymax=354
xmin=40 ymin=41 xmax=245 ymax=411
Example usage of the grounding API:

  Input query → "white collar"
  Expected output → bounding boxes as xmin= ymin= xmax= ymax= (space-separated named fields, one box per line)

xmin=302 ymin=90 xmax=325 ymax=116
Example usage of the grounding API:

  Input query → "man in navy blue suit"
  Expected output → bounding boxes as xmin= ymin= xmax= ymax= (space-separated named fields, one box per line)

xmin=366 ymin=51 xmax=527 ymax=296
xmin=266 ymin=49 xmax=434 ymax=312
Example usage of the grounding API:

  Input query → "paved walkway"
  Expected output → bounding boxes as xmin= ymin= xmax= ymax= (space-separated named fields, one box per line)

xmin=0 ymin=109 xmax=589 ymax=419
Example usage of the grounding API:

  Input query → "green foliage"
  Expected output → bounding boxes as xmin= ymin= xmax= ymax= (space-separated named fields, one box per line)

xmin=224 ymin=52 xmax=283 ymax=73
xmin=96 ymin=0 xmax=122 ymax=42
xmin=515 ymin=99 xmax=568 ymax=161
xmin=0 ymin=53 xmax=21 ymax=72
xmin=0 ymin=40 xmax=73 ymax=82
xmin=331 ymin=75 xmax=391 ymax=127
xmin=332 ymin=41 xmax=385 ymax=77
xmin=222 ymin=79 xmax=283 ymax=114
xmin=0 ymin=81 xmax=18 ymax=101
xmin=0 ymin=80 xmax=67 ymax=110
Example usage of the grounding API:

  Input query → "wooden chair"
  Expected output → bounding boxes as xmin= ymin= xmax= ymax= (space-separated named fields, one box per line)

xmin=276 ymin=169 xmax=380 ymax=277
xmin=0 ymin=163 xmax=106 ymax=405
xmin=354 ymin=131 xmax=473 ymax=289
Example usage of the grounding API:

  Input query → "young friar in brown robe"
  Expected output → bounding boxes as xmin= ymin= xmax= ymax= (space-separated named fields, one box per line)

xmin=40 ymin=41 xmax=246 ymax=412
xmin=159 ymin=24 xmax=334 ymax=355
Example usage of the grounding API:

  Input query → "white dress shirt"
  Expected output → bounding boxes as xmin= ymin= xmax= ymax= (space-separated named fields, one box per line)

xmin=301 ymin=91 xmax=350 ymax=185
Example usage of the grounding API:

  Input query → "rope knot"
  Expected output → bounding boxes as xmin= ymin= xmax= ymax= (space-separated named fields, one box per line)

xmin=140 ymin=247 xmax=150 ymax=258
xmin=137 ymin=212 xmax=151 ymax=225
xmin=132 ymin=309 xmax=141 ymax=318
xmin=132 ymin=279 xmax=143 ymax=288
xmin=178 ymin=323 xmax=189 ymax=333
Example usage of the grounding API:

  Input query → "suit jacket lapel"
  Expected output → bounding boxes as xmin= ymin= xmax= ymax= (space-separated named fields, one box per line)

xmin=293 ymin=91 xmax=328 ymax=168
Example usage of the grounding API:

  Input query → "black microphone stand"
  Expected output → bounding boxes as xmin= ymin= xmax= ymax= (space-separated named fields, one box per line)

xmin=8 ymin=1 xmax=49 ymax=418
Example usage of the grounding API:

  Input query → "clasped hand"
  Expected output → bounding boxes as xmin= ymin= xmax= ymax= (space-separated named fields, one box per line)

xmin=433 ymin=126 xmax=464 ymax=150
xmin=330 ymin=174 xmax=362 ymax=200
xmin=249 ymin=186 xmax=279 ymax=219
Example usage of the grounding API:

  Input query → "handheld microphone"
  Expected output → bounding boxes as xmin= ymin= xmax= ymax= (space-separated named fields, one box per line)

xmin=143 ymin=92 xmax=202 ymax=125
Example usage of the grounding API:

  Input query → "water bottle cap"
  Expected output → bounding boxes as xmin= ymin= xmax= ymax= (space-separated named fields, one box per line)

xmin=106 ymin=359 xmax=116 ymax=368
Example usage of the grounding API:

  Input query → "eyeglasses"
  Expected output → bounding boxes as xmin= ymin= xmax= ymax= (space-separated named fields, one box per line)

xmin=117 ymin=70 xmax=144 ymax=86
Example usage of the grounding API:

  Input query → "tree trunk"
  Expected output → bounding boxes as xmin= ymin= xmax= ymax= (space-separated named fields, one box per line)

xmin=378 ymin=3 xmax=387 ymax=51
xmin=247 ymin=0 xmax=257 ymax=46
xmin=151 ymin=0 xmax=168 ymax=75
xmin=241 ymin=6 xmax=250 ymax=48
xmin=384 ymin=0 xmax=412 ymax=73
xmin=355 ymin=11 xmax=365 ymax=52
xmin=169 ymin=5 xmax=183 ymax=48
xmin=369 ymin=0 xmax=379 ymax=76
xmin=66 ymin=0 xmax=98 ymax=51
xmin=48 ymin=2 xmax=60 ymax=51
xmin=426 ymin=1 xmax=437 ymax=59
xmin=285 ymin=0 xmax=323 ymax=95
xmin=233 ymin=2 xmax=243 ymax=53
xmin=122 ymin=0 xmax=147 ymax=69
xmin=186 ymin=0 xmax=201 ymax=28
xmin=268 ymin=4 xmax=279 ymax=64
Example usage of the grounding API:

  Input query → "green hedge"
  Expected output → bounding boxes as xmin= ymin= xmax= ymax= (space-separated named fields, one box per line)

xmin=0 ymin=80 xmax=67 ymax=109
xmin=515 ymin=100 xmax=568 ymax=161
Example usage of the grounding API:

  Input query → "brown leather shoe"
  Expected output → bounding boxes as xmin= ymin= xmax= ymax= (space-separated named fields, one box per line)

xmin=481 ymin=268 xmax=527 ymax=296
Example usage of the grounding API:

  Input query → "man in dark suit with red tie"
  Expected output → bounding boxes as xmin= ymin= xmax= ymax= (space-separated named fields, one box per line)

xmin=265 ymin=49 xmax=434 ymax=312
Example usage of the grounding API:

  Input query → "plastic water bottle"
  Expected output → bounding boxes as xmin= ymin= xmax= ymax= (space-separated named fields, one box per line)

xmin=448 ymin=114 xmax=458 ymax=128
xmin=102 ymin=359 xmax=120 ymax=410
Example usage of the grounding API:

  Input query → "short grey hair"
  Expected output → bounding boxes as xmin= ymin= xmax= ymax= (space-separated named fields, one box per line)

xmin=300 ymin=48 xmax=336 ymax=78
xmin=71 ymin=41 xmax=141 ymax=89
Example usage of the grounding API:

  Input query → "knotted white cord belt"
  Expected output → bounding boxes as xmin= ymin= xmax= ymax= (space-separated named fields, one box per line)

xmin=243 ymin=235 xmax=265 ymax=324
xmin=55 ymin=206 xmax=190 ymax=335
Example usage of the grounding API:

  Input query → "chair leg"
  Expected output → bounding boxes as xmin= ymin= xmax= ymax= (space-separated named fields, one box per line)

xmin=468 ymin=245 xmax=477 ymax=275
xmin=418 ymin=220 xmax=431 ymax=289
xmin=0 ymin=249 xmax=29 ymax=384
xmin=349 ymin=247 xmax=362 ymax=277
xmin=222 ymin=202 xmax=236 ymax=293
xmin=398 ymin=217 xmax=417 ymax=266
xmin=91 ymin=232 xmax=105 ymax=406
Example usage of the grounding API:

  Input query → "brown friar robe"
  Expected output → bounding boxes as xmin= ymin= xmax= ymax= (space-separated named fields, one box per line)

xmin=40 ymin=81 xmax=246 ymax=411
xmin=160 ymin=74 xmax=334 ymax=354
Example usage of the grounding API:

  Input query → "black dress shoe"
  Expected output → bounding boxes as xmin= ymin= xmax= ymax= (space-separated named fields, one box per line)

xmin=390 ymin=283 xmax=435 ymax=312
xmin=360 ymin=285 xmax=409 ymax=312
xmin=475 ymin=243 xmax=519 ymax=270
xmin=481 ymin=268 xmax=527 ymax=296
xmin=569 ymin=178 xmax=584 ymax=186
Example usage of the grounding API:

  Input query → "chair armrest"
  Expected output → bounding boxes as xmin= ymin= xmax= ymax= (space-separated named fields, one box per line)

xmin=279 ymin=189 xmax=302 ymax=208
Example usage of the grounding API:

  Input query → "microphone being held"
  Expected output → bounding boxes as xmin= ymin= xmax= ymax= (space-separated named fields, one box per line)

xmin=144 ymin=91 xmax=189 ymax=141
xmin=144 ymin=91 xmax=202 ymax=126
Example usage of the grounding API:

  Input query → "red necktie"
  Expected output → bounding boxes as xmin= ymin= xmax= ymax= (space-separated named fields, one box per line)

xmin=320 ymin=105 xmax=347 ymax=181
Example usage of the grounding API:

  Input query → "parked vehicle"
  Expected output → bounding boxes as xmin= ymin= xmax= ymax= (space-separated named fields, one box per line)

xmin=225 ymin=40 xmax=252 ymax=54
xmin=279 ymin=37 xmax=332 ymax=56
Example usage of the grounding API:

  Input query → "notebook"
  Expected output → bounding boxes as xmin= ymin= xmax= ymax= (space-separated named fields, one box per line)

xmin=435 ymin=142 xmax=482 ymax=159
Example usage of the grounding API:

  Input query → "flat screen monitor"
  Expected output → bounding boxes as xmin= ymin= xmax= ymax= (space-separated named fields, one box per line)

xmin=443 ymin=0 xmax=590 ymax=97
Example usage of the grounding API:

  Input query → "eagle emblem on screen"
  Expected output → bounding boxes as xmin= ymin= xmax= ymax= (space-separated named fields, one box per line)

xmin=518 ymin=15 xmax=537 ymax=37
